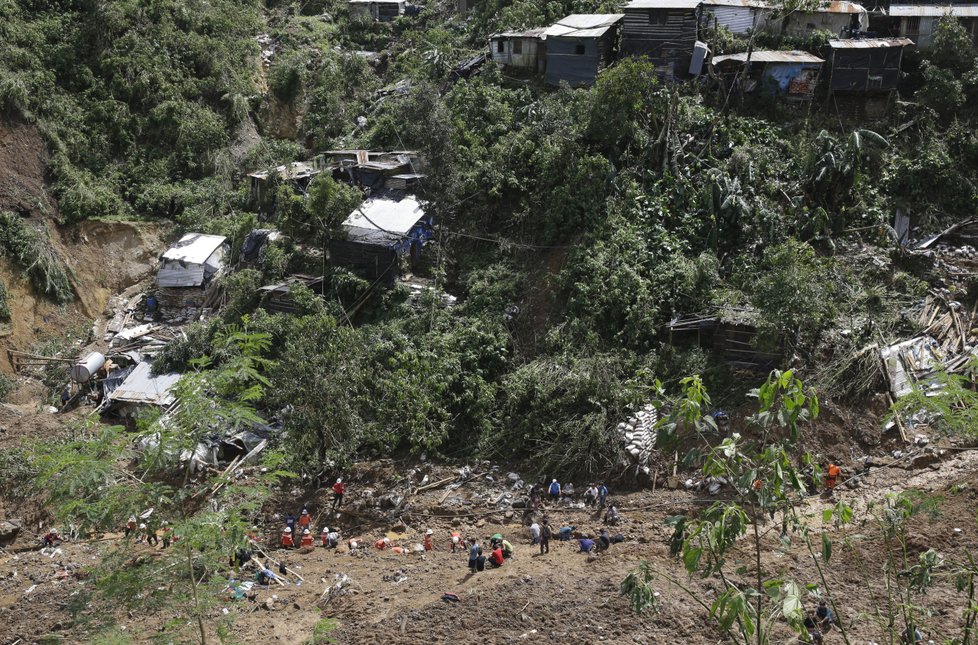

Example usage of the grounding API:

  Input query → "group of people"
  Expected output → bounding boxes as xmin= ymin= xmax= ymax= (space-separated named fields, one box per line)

xmin=123 ymin=516 xmax=174 ymax=548
xmin=802 ymin=600 xmax=835 ymax=643
xmin=466 ymin=533 xmax=515 ymax=572
xmin=530 ymin=480 xmax=609 ymax=509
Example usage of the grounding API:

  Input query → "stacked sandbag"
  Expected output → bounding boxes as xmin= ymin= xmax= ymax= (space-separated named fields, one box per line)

xmin=617 ymin=403 xmax=658 ymax=467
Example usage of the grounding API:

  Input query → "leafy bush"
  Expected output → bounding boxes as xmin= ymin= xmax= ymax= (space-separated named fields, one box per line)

xmin=0 ymin=212 xmax=73 ymax=303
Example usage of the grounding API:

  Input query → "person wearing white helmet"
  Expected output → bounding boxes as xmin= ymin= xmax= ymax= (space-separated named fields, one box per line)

xmin=281 ymin=526 xmax=295 ymax=549
xmin=42 ymin=527 xmax=61 ymax=548
xmin=161 ymin=520 xmax=173 ymax=549
xmin=424 ymin=528 xmax=434 ymax=552
xmin=300 ymin=528 xmax=313 ymax=548
xmin=137 ymin=523 xmax=148 ymax=544
xmin=125 ymin=516 xmax=137 ymax=538
xmin=332 ymin=478 xmax=345 ymax=510
xmin=548 ymin=479 xmax=561 ymax=501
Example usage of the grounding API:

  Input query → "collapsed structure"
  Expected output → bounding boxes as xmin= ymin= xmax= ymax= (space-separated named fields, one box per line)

xmin=155 ymin=233 xmax=228 ymax=321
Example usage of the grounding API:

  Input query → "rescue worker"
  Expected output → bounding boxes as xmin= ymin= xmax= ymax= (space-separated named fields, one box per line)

xmin=548 ymin=479 xmax=561 ymax=501
xmin=558 ymin=525 xmax=576 ymax=541
xmin=281 ymin=526 xmax=294 ymax=549
xmin=145 ymin=520 xmax=159 ymax=546
xmin=332 ymin=478 xmax=345 ymax=510
xmin=161 ymin=521 xmax=172 ymax=549
xmin=468 ymin=538 xmax=481 ymax=573
xmin=246 ymin=525 xmax=259 ymax=544
xmin=597 ymin=482 xmax=609 ymax=508
xmin=41 ymin=528 xmax=61 ymax=548
xmin=584 ymin=484 xmax=599 ymax=507
xmin=488 ymin=543 xmax=505 ymax=568
xmin=578 ymin=536 xmax=595 ymax=553
xmin=300 ymin=528 xmax=314 ymax=548
xmin=816 ymin=600 xmax=834 ymax=632
xmin=423 ymin=529 xmax=434 ymax=552
xmin=125 ymin=516 xmax=137 ymax=538
xmin=137 ymin=523 xmax=148 ymax=544
xmin=298 ymin=509 xmax=312 ymax=534
xmin=529 ymin=521 xmax=541 ymax=545
xmin=375 ymin=537 xmax=390 ymax=550
xmin=450 ymin=531 xmax=462 ymax=553
xmin=604 ymin=504 xmax=621 ymax=526
xmin=540 ymin=520 xmax=552 ymax=555
xmin=321 ymin=526 xmax=330 ymax=547
xmin=326 ymin=528 xmax=340 ymax=549
xmin=501 ymin=537 xmax=514 ymax=559
xmin=597 ymin=528 xmax=611 ymax=552
xmin=825 ymin=461 xmax=842 ymax=496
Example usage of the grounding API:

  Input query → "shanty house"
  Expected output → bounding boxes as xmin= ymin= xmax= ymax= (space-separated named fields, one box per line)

xmin=247 ymin=156 xmax=326 ymax=209
xmin=348 ymin=0 xmax=406 ymax=21
xmin=105 ymin=361 xmax=182 ymax=416
xmin=621 ymin=0 xmax=702 ymax=78
xmin=779 ymin=1 xmax=867 ymax=37
xmin=543 ymin=14 xmax=625 ymax=86
xmin=328 ymin=194 xmax=432 ymax=286
xmin=888 ymin=4 xmax=978 ymax=48
xmin=711 ymin=50 xmax=823 ymax=99
xmin=489 ymin=28 xmax=547 ymax=72
xmin=828 ymin=38 xmax=913 ymax=118
xmin=156 ymin=233 xmax=228 ymax=318
xmin=700 ymin=0 xmax=773 ymax=35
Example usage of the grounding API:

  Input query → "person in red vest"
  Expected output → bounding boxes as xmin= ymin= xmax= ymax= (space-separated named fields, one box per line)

xmin=332 ymin=478 xmax=345 ymax=510
xmin=41 ymin=528 xmax=61 ymax=548
xmin=449 ymin=531 xmax=462 ymax=553
xmin=825 ymin=462 xmax=842 ymax=496
xmin=281 ymin=526 xmax=294 ymax=548
xmin=423 ymin=529 xmax=433 ymax=552
xmin=300 ymin=528 xmax=313 ymax=548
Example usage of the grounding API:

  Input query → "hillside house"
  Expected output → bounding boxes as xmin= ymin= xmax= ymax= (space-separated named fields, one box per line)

xmin=779 ymin=1 xmax=867 ymax=37
xmin=156 ymin=233 xmax=228 ymax=318
xmin=711 ymin=50 xmax=823 ymax=99
xmin=543 ymin=14 xmax=625 ymax=86
xmin=888 ymin=4 xmax=978 ymax=47
xmin=489 ymin=28 xmax=547 ymax=72
xmin=828 ymin=37 xmax=913 ymax=118
xmin=622 ymin=0 xmax=703 ymax=78
xmin=349 ymin=0 xmax=406 ymax=21
xmin=328 ymin=194 xmax=432 ymax=286
xmin=247 ymin=157 xmax=326 ymax=208
xmin=701 ymin=0 xmax=774 ymax=35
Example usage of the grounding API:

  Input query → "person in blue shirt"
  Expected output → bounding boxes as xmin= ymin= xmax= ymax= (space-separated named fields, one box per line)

xmin=597 ymin=482 xmax=609 ymax=508
xmin=548 ymin=479 xmax=561 ymax=501
xmin=558 ymin=526 xmax=575 ymax=541
xmin=816 ymin=600 xmax=834 ymax=631
xmin=468 ymin=538 xmax=481 ymax=573
xmin=578 ymin=537 xmax=595 ymax=553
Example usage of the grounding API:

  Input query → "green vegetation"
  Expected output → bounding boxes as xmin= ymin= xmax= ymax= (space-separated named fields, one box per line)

xmin=0 ymin=211 xmax=72 ymax=303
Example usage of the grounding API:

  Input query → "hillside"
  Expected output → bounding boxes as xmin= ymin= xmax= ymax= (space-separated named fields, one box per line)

xmin=1 ymin=0 xmax=978 ymax=643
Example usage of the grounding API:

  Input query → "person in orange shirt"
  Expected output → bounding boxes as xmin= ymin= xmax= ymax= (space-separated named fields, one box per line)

xmin=375 ymin=537 xmax=390 ymax=550
xmin=449 ymin=531 xmax=462 ymax=553
xmin=298 ymin=509 xmax=312 ymax=533
xmin=281 ymin=527 xmax=294 ymax=548
xmin=300 ymin=528 xmax=314 ymax=548
xmin=423 ymin=529 xmax=433 ymax=552
xmin=825 ymin=462 xmax=842 ymax=496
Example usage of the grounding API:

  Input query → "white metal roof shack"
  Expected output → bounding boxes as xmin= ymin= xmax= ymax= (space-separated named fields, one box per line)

xmin=108 ymin=362 xmax=182 ymax=407
xmin=828 ymin=37 xmax=914 ymax=48
xmin=889 ymin=3 xmax=978 ymax=16
xmin=713 ymin=50 xmax=824 ymax=64
xmin=157 ymin=233 xmax=228 ymax=288
xmin=341 ymin=195 xmax=427 ymax=245
xmin=543 ymin=14 xmax=626 ymax=38
xmin=625 ymin=0 xmax=701 ymax=9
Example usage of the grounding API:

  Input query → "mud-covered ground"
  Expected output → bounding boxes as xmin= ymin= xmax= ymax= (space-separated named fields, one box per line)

xmin=1 ymin=433 xmax=977 ymax=645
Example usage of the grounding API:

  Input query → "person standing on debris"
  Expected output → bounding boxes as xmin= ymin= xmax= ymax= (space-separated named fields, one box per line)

xmin=450 ymin=531 xmax=462 ymax=553
xmin=332 ymin=478 xmax=345 ymax=510
xmin=562 ymin=482 xmax=576 ymax=501
xmin=161 ymin=521 xmax=172 ymax=549
xmin=540 ymin=520 xmax=552 ymax=555
xmin=597 ymin=482 xmax=609 ymax=508
xmin=424 ymin=529 xmax=434 ymax=552
xmin=300 ymin=528 xmax=313 ymax=548
xmin=125 ymin=516 xmax=137 ymax=539
xmin=145 ymin=519 xmax=159 ymax=546
xmin=284 ymin=512 xmax=297 ymax=535
xmin=298 ymin=509 xmax=312 ymax=534
xmin=529 ymin=521 xmax=541 ymax=545
xmin=548 ymin=479 xmax=561 ymax=502
xmin=468 ymin=538 xmax=481 ymax=573
xmin=528 ymin=484 xmax=543 ymax=510
xmin=281 ymin=526 xmax=294 ymax=549
xmin=137 ymin=523 xmax=149 ymax=544
xmin=824 ymin=461 xmax=842 ymax=496
xmin=321 ymin=526 xmax=330 ymax=547
xmin=584 ymin=484 xmax=599 ymax=507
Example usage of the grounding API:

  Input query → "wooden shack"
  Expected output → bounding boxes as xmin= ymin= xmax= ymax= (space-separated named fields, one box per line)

xmin=889 ymin=4 xmax=978 ymax=48
xmin=828 ymin=37 xmax=913 ymax=119
xmin=667 ymin=309 xmax=781 ymax=371
xmin=701 ymin=0 xmax=773 ymax=35
xmin=155 ymin=233 xmax=228 ymax=319
xmin=711 ymin=50 xmax=823 ymax=100
xmin=622 ymin=0 xmax=702 ymax=78
xmin=779 ymin=1 xmax=867 ymax=37
xmin=543 ymin=14 xmax=625 ymax=86
xmin=489 ymin=28 xmax=547 ymax=73
xmin=328 ymin=194 xmax=432 ymax=286
xmin=257 ymin=274 xmax=326 ymax=314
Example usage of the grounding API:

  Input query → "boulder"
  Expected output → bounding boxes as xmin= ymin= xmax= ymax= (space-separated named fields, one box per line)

xmin=0 ymin=520 xmax=21 ymax=544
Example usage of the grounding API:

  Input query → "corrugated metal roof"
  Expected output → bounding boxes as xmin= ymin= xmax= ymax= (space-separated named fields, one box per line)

xmin=801 ymin=0 xmax=866 ymax=13
xmin=109 ymin=362 xmax=181 ymax=406
xmin=712 ymin=50 xmax=824 ymax=64
xmin=829 ymin=37 xmax=914 ymax=47
xmin=491 ymin=28 xmax=547 ymax=38
xmin=889 ymin=3 xmax=978 ymax=16
xmin=160 ymin=234 xmax=227 ymax=265
xmin=625 ymin=0 xmax=701 ymax=9
xmin=342 ymin=195 xmax=426 ymax=244
xmin=702 ymin=0 xmax=770 ymax=7
xmin=543 ymin=13 xmax=625 ymax=38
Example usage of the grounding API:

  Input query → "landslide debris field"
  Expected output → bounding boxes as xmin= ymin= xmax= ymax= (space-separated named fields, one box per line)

xmin=1 ymin=399 xmax=977 ymax=644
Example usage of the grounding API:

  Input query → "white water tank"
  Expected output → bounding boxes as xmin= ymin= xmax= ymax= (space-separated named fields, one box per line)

xmin=71 ymin=352 xmax=105 ymax=383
